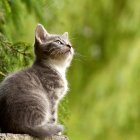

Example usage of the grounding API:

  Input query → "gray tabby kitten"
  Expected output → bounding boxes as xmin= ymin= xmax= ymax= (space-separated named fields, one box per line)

xmin=0 ymin=24 xmax=74 ymax=137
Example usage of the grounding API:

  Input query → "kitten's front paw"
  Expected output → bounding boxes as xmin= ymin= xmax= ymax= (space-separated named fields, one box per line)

xmin=57 ymin=124 xmax=64 ymax=133
xmin=57 ymin=132 xmax=62 ymax=136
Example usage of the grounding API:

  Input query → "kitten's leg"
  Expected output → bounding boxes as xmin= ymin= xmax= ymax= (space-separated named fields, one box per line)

xmin=26 ymin=123 xmax=64 ymax=138
xmin=50 ymin=103 xmax=59 ymax=124
xmin=49 ymin=112 xmax=58 ymax=124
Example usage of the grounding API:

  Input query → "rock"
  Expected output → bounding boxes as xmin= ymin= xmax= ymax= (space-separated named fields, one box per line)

xmin=0 ymin=133 xmax=68 ymax=140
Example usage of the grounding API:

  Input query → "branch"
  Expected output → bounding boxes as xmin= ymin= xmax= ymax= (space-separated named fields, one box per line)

xmin=6 ymin=42 xmax=31 ymax=56
xmin=0 ymin=71 xmax=6 ymax=77
xmin=0 ymin=34 xmax=31 ymax=57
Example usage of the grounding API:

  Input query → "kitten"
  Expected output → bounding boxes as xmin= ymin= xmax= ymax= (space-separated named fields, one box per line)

xmin=0 ymin=24 xmax=74 ymax=137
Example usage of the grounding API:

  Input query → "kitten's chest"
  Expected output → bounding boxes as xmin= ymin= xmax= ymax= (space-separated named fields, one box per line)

xmin=34 ymin=64 xmax=68 ymax=101
xmin=40 ymin=69 xmax=68 ymax=100
xmin=49 ymin=65 xmax=68 ymax=98
xmin=52 ymin=74 xmax=68 ymax=100
xmin=60 ymin=75 xmax=68 ymax=95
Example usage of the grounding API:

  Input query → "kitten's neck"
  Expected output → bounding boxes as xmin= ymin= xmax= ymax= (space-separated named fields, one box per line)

xmin=47 ymin=59 xmax=68 ymax=78
xmin=33 ymin=59 xmax=67 ymax=77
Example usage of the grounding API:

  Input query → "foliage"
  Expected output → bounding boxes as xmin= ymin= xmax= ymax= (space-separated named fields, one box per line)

xmin=0 ymin=33 xmax=32 ymax=80
xmin=1 ymin=0 xmax=140 ymax=140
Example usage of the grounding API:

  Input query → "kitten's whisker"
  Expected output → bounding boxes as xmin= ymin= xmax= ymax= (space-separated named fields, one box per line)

xmin=74 ymin=52 xmax=87 ymax=61
xmin=73 ymin=57 xmax=85 ymax=63
xmin=50 ymin=49 xmax=60 ymax=58
xmin=69 ymin=37 xmax=78 ymax=41
xmin=49 ymin=48 xmax=58 ymax=56
xmin=75 ymin=53 xmax=86 ymax=58
xmin=48 ymin=48 xmax=53 ymax=53
xmin=50 ymin=51 xmax=55 ymax=56
xmin=55 ymin=50 xmax=61 ymax=57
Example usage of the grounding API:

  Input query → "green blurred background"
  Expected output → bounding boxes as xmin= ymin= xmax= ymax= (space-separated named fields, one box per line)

xmin=0 ymin=0 xmax=140 ymax=140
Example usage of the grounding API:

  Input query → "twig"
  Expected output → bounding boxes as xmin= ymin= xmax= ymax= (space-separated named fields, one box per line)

xmin=0 ymin=33 xmax=30 ymax=56
xmin=0 ymin=38 xmax=31 ymax=56
xmin=6 ymin=43 xmax=30 ymax=56
xmin=0 ymin=71 xmax=6 ymax=77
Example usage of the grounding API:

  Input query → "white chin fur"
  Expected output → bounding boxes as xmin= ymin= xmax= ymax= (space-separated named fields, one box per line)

xmin=49 ymin=54 xmax=73 ymax=73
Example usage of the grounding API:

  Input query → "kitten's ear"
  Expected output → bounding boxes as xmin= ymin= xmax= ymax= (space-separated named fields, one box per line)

xmin=35 ymin=24 xmax=49 ymax=44
xmin=62 ymin=32 xmax=69 ymax=39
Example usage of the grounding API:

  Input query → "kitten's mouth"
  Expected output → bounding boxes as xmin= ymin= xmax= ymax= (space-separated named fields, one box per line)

xmin=64 ymin=48 xmax=72 ymax=55
xmin=64 ymin=49 xmax=71 ymax=54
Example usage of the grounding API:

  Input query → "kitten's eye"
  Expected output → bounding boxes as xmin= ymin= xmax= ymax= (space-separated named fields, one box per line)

xmin=55 ymin=40 xmax=63 ymax=45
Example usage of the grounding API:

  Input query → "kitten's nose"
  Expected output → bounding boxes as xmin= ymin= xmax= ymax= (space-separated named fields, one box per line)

xmin=66 ymin=44 xmax=71 ymax=48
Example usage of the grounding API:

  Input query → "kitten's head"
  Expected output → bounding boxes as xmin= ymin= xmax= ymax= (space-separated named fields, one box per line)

xmin=34 ymin=24 xmax=74 ymax=68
